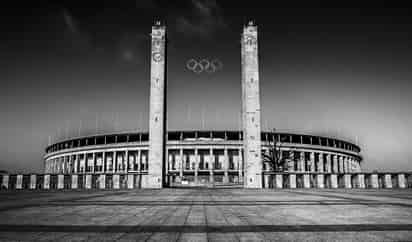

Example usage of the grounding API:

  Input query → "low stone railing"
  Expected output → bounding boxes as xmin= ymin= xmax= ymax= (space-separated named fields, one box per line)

xmin=1 ymin=172 xmax=411 ymax=190
xmin=262 ymin=172 xmax=412 ymax=189
xmin=0 ymin=173 xmax=149 ymax=190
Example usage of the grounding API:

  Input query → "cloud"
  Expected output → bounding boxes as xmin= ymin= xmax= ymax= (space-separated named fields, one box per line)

xmin=62 ymin=9 xmax=79 ymax=34
xmin=116 ymin=33 xmax=149 ymax=64
xmin=60 ymin=9 xmax=93 ymax=52
xmin=175 ymin=0 xmax=227 ymax=38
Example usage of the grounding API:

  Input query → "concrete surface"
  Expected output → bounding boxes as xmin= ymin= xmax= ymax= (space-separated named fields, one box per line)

xmin=0 ymin=188 xmax=412 ymax=241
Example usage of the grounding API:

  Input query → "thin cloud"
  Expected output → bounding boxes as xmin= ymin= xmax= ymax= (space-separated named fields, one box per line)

xmin=175 ymin=0 xmax=227 ymax=38
xmin=62 ymin=9 xmax=78 ymax=34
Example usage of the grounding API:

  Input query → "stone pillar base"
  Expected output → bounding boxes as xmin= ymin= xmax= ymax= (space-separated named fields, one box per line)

xmin=142 ymin=175 xmax=163 ymax=189
xmin=16 ymin=175 xmax=23 ymax=189
xmin=384 ymin=174 xmax=392 ymax=188
xmin=289 ymin=174 xmax=296 ymax=188
xmin=57 ymin=174 xmax=64 ymax=189
xmin=30 ymin=175 xmax=36 ymax=190
xmin=303 ymin=174 xmax=310 ymax=188
xmin=330 ymin=174 xmax=338 ymax=188
xmin=85 ymin=174 xmax=92 ymax=189
xmin=316 ymin=174 xmax=324 ymax=188
xmin=71 ymin=175 xmax=78 ymax=189
xmin=398 ymin=174 xmax=406 ymax=188
xmin=44 ymin=175 xmax=50 ymax=189
xmin=356 ymin=174 xmax=365 ymax=188
xmin=127 ymin=174 xmax=134 ymax=189
xmin=370 ymin=174 xmax=379 ymax=188
xmin=99 ymin=175 xmax=106 ymax=189
xmin=113 ymin=174 xmax=120 ymax=189
xmin=344 ymin=174 xmax=352 ymax=189
xmin=2 ymin=175 xmax=9 ymax=189
xmin=275 ymin=174 xmax=283 ymax=189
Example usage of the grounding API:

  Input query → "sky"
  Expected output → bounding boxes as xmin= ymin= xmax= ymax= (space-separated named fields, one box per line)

xmin=0 ymin=1 xmax=411 ymax=173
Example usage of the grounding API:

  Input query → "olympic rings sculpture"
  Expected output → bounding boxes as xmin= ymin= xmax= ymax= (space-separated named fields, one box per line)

xmin=186 ymin=58 xmax=223 ymax=73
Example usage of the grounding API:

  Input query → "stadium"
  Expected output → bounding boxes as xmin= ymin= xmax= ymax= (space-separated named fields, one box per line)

xmin=44 ymin=130 xmax=362 ymax=186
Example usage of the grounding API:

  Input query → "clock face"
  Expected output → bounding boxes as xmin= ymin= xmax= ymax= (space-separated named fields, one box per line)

xmin=152 ymin=52 xmax=163 ymax=62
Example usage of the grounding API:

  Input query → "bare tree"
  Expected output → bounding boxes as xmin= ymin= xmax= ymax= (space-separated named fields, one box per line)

xmin=262 ymin=129 xmax=296 ymax=172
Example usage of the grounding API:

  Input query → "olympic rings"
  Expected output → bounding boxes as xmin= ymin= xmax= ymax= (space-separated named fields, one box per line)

xmin=186 ymin=58 xmax=223 ymax=73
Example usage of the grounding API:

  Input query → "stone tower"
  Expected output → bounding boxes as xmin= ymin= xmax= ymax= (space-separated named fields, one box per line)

xmin=145 ymin=21 xmax=166 ymax=188
xmin=241 ymin=21 xmax=262 ymax=188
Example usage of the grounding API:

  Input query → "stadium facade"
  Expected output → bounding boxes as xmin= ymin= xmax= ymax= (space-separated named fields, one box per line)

xmin=44 ymin=130 xmax=362 ymax=186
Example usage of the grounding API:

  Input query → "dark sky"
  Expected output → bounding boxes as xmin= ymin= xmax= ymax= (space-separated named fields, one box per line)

xmin=1 ymin=1 xmax=411 ymax=173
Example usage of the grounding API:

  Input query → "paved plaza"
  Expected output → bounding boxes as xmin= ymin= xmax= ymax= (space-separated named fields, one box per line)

xmin=0 ymin=189 xmax=412 ymax=241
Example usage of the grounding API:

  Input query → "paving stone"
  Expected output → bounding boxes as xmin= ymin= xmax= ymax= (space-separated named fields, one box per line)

xmin=0 ymin=189 xmax=412 ymax=241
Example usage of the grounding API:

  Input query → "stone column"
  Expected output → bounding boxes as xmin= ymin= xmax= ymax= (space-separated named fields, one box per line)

xmin=56 ymin=158 xmax=60 ymax=173
xmin=384 ymin=174 xmax=392 ymax=188
xmin=347 ymin=158 xmax=352 ymax=172
xmin=299 ymin=152 xmax=305 ymax=172
xmin=165 ymin=149 xmax=169 ymax=186
xmin=58 ymin=157 xmax=62 ymax=174
xmin=102 ymin=152 xmax=106 ymax=173
xmin=112 ymin=151 xmax=117 ymax=173
xmin=223 ymin=148 xmax=229 ymax=183
xmin=179 ymin=149 xmax=184 ymax=180
xmin=310 ymin=152 xmax=315 ymax=172
xmin=333 ymin=155 xmax=339 ymax=173
xmin=238 ymin=148 xmax=243 ymax=180
xmin=65 ymin=156 xmax=69 ymax=173
xmin=345 ymin=157 xmax=350 ymax=173
xmin=137 ymin=150 xmax=142 ymax=171
xmin=194 ymin=149 xmax=199 ymax=183
xmin=61 ymin=157 xmax=65 ymax=174
xmin=397 ymin=174 xmax=406 ymax=188
xmin=209 ymin=148 xmax=214 ymax=183
xmin=67 ymin=157 xmax=71 ymax=173
xmin=339 ymin=156 xmax=344 ymax=173
xmin=168 ymin=151 xmax=172 ymax=172
xmin=318 ymin=153 xmax=324 ymax=172
xmin=92 ymin=153 xmax=96 ymax=173
xmin=241 ymin=21 xmax=262 ymax=188
xmin=83 ymin=153 xmax=87 ymax=173
xmin=146 ymin=22 xmax=167 ymax=189
xmin=74 ymin=154 xmax=79 ymax=173
xmin=125 ymin=150 xmax=129 ymax=173
xmin=289 ymin=151 xmax=295 ymax=172
xmin=325 ymin=154 xmax=331 ymax=173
